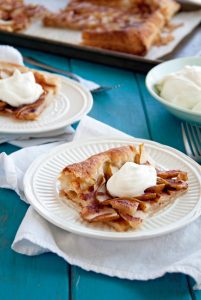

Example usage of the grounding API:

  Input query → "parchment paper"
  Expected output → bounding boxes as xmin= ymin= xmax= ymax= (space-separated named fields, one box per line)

xmin=146 ymin=10 xmax=201 ymax=59
xmin=24 ymin=0 xmax=201 ymax=60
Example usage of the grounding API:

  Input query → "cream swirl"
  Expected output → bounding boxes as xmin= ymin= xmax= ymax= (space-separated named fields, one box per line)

xmin=106 ymin=162 xmax=157 ymax=197
xmin=0 ymin=69 xmax=44 ymax=107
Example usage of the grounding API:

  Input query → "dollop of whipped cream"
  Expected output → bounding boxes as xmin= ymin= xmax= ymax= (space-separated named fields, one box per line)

xmin=106 ymin=162 xmax=157 ymax=198
xmin=157 ymin=65 xmax=201 ymax=112
xmin=0 ymin=69 xmax=44 ymax=107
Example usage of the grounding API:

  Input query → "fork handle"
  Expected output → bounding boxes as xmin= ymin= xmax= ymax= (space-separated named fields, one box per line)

xmin=23 ymin=57 xmax=80 ymax=82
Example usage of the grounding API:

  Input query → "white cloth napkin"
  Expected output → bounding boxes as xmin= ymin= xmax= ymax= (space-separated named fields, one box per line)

xmin=1 ymin=116 xmax=201 ymax=289
xmin=0 ymin=45 xmax=97 ymax=147
xmin=7 ymin=127 xmax=75 ymax=148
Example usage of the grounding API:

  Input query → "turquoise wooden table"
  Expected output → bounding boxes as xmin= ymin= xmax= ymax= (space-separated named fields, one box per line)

xmin=0 ymin=46 xmax=200 ymax=300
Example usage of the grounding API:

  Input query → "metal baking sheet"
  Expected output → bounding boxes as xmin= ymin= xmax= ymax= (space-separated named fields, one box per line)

xmin=0 ymin=1 xmax=200 ymax=73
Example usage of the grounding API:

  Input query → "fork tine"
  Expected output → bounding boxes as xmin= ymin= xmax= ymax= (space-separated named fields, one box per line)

xmin=190 ymin=124 xmax=201 ymax=156
xmin=181 ymin=123 xmax=193 ymax=156
xmin=185 ymin=122 xmax=199 ymax=156
xmin=182 ymin=122 xmax=201 ymax=163
xmin=92 ymin=84 xmax=121 ymax=93
xmin=195 ymin=126 xmax=201 ymax=154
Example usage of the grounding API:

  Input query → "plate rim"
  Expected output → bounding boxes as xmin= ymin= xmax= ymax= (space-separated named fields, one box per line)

xmin=0 ymin=75 xmax=93 ymax=134
xmin=23 ymin=137 xmax=201 ymax=241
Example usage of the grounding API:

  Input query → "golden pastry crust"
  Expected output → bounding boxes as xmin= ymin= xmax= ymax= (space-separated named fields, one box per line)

xmin=59 ymin=144 xmax=188 ymax=231
xmin=82 ymin=11 xmax=165 ymax=55
xmin=0 ymin=62 xmax=60 ymax=121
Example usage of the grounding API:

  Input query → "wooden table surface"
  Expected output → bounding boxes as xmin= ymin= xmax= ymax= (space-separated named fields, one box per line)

xmin=0 ymin=47 xmax=200 ymax=300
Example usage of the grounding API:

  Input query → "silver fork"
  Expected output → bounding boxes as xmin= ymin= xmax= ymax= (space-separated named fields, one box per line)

xmin=181 ymin=122 xmax=201 ymax=163
xmin=23 ymin=56 xmax=121 ymax=94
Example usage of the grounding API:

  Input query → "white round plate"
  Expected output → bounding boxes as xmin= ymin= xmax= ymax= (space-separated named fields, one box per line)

xmin=24 ymin=138 xmax=201 ymax=241
xmin=0 ymin=75 xmax=93 ymax=134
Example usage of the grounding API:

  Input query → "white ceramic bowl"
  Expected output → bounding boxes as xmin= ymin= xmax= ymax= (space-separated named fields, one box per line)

xmin=146 ymin=56 xmax=201 ymax=125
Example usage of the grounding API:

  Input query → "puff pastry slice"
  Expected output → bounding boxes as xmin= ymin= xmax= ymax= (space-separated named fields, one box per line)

xmin=59 ymin=144 xmax=188 ymax=231
xmin=0 ymin=62 xmax=60 ymax=120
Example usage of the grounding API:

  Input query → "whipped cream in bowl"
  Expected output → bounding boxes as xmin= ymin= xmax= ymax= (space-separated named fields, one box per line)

xmin=156 ymin=66 xmax=201 ymax=112
xmin=146 ymin=57 xmax=201 ymax=125
xmin=0 ymin=69 xmax=44 ymax=107
xmin=107 ymin=162 xmax=157 ymax=198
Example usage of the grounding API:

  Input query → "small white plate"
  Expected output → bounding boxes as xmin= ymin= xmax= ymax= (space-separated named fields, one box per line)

xmin=24 ymin=138 xmax=201 ymax=241
xmin=0 ymin=74 xmax=93 ymax=134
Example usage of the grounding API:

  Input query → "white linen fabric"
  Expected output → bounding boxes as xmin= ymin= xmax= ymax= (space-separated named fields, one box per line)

xmin=1 ymin=116 xmax=201 ymax=289
xmin=8 ymin=126 xmax=75 ymax=148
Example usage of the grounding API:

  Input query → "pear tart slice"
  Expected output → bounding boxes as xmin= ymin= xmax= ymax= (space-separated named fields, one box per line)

xmin=59 ymin=144 xmax=188 ymax=232
xmin=0 ymin=62 xmax=60 ymax=121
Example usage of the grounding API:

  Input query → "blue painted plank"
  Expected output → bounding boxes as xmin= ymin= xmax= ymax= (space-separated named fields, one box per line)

xmin=187 ymin=275 xmax=201 ymax=300
xmin=69 ymin=60 xmax=191 ymax=300
xmin=72 ymin=268 xmax=191 ymax=300
xmin=0 ymin=143 xmax=19 ymax=154
xmin=69 ymin=59 xmax=149 ymax=139
xmin=193 ymin=288 xmax=201 ymax=299
xmin=0 ymin=185 xmax=69 ymax=300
